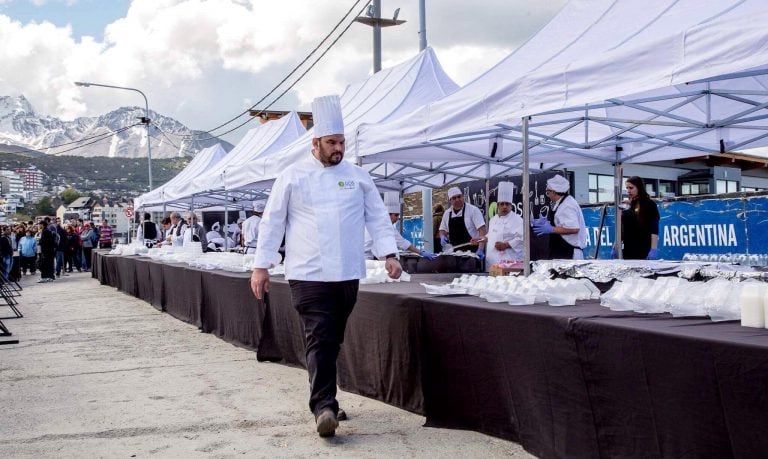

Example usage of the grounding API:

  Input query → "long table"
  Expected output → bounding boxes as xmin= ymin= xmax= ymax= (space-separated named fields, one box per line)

xmin=94 ymin=252 xmax=768 ymax=458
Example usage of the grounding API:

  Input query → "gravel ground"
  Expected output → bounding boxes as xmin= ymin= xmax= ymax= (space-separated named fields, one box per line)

xmin=0 ymin=271 xmax=533 ymax=458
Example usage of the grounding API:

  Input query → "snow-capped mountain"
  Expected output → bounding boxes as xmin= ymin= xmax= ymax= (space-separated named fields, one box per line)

xmin=0 ymin=95 xmax=231 ymax=158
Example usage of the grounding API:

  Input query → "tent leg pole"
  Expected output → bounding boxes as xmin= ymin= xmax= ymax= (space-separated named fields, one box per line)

xmin=422 ymin=190 xmax=432 ymax=252
xmin=614 ymin=150 xmax=623 ymax=259
xmin=522 ymin=116 xmax=531 ymax=277
xmin=224 ymin=191 xmax=229 ymax=251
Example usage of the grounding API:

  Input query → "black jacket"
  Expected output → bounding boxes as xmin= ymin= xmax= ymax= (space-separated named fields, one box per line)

xmin=0 ymin=235 xmax=12 ymax=257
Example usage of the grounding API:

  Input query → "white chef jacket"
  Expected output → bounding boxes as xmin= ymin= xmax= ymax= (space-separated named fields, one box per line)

xmin=438 ymin=203 xmax=486 ymax=238
xmin=253 ymin=154 xmax=397 ymax=281
xmin=485 ymin=212 xmax=524 ymax=270
xmin=551 ymin=195 xmax=588 ymax=250
xmin=168 ymin=222 xmax=187 ymax=247
xmin=363 ymin=222 xmax=410 ymax=259
xmin=242 ymin=215 xmax=261 ymax=254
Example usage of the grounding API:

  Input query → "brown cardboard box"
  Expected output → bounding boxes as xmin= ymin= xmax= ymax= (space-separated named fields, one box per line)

xmin=489 ymin=264 xmax=524 ymax=277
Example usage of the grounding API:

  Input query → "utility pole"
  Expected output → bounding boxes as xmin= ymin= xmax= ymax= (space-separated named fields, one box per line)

xmin=418 ymin=0 xmax=427 ymax=51
xmin=354 ymin=0 xmax=406 ymax=73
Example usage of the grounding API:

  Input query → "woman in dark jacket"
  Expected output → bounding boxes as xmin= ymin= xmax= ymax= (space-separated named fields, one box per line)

xmin=620 ymin=176 xmax=660 ymax=260
xmin=64 ymin=225 xmax=81 ymax=273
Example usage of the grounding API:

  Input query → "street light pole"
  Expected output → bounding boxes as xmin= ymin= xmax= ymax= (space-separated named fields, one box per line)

xmin=74 ymin=81 xmax=153 ymax=191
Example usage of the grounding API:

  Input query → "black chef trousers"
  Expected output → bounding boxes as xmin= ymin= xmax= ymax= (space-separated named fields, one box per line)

xmin=288 ymin=279 xmax=359 ymax=417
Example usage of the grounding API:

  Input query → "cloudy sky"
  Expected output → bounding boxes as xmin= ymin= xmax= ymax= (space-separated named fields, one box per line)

xmin=0 ymin=0 xmax=567 ymax=144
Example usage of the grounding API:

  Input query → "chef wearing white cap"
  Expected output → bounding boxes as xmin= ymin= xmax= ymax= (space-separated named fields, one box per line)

xmin=532 ymin=174 xmax=587 ymax=259
xmin=364 ymin=192 xmax=438 ymax=260
xmin=485 ymin=182 xmax=524 ymax=270
xmin=438 ymin=187 xmax=487 ymax=258
xmin=242 ymin=200 xmax=266 ymax=254
xmin=250 ymin=94 xmax=401 ymax=438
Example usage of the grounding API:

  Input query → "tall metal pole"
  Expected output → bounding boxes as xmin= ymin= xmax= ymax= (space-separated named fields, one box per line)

xmin=522 ymin=117 xmax=531 ymax=276
xmin=373 ymin=0 xmax=382 ymax=72
xmin=74 ymin=81 xmax=153 ymax=191
xmin=354 ymin=0 xmax=405 ymax=74
xmin=418 ymin=0 xmax=427 ymax=51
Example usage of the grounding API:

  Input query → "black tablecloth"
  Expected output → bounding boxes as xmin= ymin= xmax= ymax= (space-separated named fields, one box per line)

xmin=572 ymin=314 xmax=768 ymax=458
xmin=162 ymin=263 xmax=203 ymax=327
xmin=94 ymin=253 xmax=768 ymax=458
xmin=199 ymin=269 xmax=265 ymax=351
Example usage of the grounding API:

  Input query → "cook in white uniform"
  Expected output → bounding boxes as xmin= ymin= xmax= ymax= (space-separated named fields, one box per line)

xmin=250 ymin=95 xmax=401 ymax=438
xmin=438 ymin=187 xmax=487 ymax=259
xmin=363 ymin=192 xmax=438 ymax=260
xmin=532 ymin=174 xmax=587 ymax=260
xmin=166 ymin=212 xmax=187 ymax=247
xmin=485 ymin=182 xmax=524 ymax=270
xmin=242 ymin=201 xmax=265 ymax=254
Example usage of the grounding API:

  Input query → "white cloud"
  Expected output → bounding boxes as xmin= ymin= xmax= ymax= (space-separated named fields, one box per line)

xmin=0 ymin=0 xmax=566 ymax=143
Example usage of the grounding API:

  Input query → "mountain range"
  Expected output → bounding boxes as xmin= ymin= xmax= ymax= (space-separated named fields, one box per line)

xmin=0 ymin=95 xmax=231 ymax=158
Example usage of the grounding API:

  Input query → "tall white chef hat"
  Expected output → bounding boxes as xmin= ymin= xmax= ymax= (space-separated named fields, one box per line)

xmin=497 ymin=182 xmax=514 ymax=204
xmin=383 ymin=192 xmax=401 ymax=214
xmin=447 ymin=187 xmax=462 ymax=199
xmin=253 ymin=200 xmax=266 ymax=212
xmin=546 ymin=175 xmax=570 ymax=194
xmin=311 ymin=95 xmax=344 ymax=138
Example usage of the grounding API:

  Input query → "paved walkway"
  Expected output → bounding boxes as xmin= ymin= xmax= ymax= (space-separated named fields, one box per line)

xmin=1 ymin=272 xmax=532 ymax=458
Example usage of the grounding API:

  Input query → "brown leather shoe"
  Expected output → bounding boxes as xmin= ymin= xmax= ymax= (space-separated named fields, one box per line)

xmin=336 ymin=408 xmax=347 ymax=422
xmin=316 ymin=408 xmax=338 ymax=438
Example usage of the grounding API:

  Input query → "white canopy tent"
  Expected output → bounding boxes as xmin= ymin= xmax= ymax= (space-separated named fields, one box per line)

xmin=200 ymin=47 xmax=458 ymax=202
xmin=134 ymin=143 xmax=228 ymax=209
xmin=160 ymin=112 xmax=306 ymax=209
xmin=354 ymin=0 xmax=768 ymax=191
xmin=350 ymin=0 xmax=768 ymax=272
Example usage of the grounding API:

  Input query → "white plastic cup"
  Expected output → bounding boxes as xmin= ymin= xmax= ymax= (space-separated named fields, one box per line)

xmin=740 ymin=283 xmax=766 ymax=328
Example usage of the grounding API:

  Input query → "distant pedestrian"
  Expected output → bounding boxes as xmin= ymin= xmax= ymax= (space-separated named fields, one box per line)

xmin=38 ymin=219 xmax=56 ymax=283
xmin=99 ymin=220 xmax=113 ymax=249
xmin=18 ymin=230 xmax=37 ymax=275
xmin=0 ymin=225 xmax=14 ymax=280
xmin=55 ymin=217 xmax=67 ymax=277
xmin=80 ymin=223 xmax=95 ymax=271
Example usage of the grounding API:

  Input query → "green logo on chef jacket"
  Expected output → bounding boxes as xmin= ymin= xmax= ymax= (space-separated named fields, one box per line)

xmin=338 ymin=180 xmax=356 ymax=190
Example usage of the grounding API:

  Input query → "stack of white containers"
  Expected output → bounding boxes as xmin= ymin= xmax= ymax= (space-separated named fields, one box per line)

xmin=740 ymin=282 xmax=768 ymax=328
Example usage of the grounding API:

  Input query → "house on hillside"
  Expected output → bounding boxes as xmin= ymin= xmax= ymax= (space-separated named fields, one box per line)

xmin=58 ymin=197 xmax=94 ymax=221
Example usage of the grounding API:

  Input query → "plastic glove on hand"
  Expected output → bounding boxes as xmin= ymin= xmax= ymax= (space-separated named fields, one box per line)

xmin=476 ymin=247 xmax=485 ymax=260
xmin=646 ymin=248 xmax=659 ymax=260
xmin=440 ymin=234 xmax=450 ymax=248
xmin=532 ymin=219 xmax=554 ymax=236
xmin=419 ymin=249 xmax=438 ymax=260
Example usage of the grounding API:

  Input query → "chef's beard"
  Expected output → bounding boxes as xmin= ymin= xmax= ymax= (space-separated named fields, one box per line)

xmin=316 ymin=142 xmax=344 ymax=166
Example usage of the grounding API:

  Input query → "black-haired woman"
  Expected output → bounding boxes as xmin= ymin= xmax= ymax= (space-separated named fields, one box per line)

xmin=620 ymin=176 xmax=660 ymax=260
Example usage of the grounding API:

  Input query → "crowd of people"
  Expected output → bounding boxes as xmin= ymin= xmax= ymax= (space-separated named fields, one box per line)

xmin=0 ymin=217 xmax=115 ymax=284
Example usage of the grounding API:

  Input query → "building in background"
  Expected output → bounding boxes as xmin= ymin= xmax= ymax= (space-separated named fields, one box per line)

xmin=92 ymin=201 xmax=132 ymax=243
xmin=0 ymin=170 xmax=25 ymax=217
xmin=14 ymin=166 xmax=46 ymax=191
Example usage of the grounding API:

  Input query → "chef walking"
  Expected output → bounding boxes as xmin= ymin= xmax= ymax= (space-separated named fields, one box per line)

xmin=485 ymin=182 xmax=524 ymax=269
xmin=250 ymin=95 xmax=401 ymax=438
xmin=438 ymin=187 xmax=487 ymax=258
xmin=532 ymin=174 xmax=588 ymax=259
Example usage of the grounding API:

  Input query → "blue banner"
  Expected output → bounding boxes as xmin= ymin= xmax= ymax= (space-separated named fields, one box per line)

xmin=582 ymin=197 xmax=764 ymax=260
xmin=402 ymin=216 xmax=424 ymax=250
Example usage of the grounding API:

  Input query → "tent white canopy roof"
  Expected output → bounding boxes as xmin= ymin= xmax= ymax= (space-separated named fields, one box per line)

xmin=134 ymin=143 xmax=228 ymax=209
xmin=194 ymin=47 xmax=458 ymax=204
xmin=159 ymin=112 xmax=306 ymax=208
xmin=355 ymin=0 xmax=768 ymax=191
